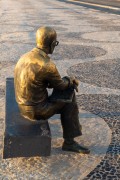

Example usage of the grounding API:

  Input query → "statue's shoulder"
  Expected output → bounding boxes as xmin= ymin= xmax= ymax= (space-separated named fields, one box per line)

xmin=15 ymin=49 xmax=35 ymax=69
xmin=45 ymin=59 xmax=57 ymax=73
xmin=18 ymin=48 xmax=40 ymax=62
xmin=18 ymin=49 xmax=33 ymax=60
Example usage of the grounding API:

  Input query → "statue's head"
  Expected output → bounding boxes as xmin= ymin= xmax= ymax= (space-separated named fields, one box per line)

xmin=36 ymin=27 xmax=59 ymax=54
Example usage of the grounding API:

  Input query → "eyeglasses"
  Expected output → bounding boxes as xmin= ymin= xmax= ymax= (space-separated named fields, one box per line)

xmin=52 ymin=40 xmax=59 ymax=46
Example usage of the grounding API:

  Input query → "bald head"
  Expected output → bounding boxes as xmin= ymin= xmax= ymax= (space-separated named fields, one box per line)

xmin=36 ymin=27 xmax=57 ymax=50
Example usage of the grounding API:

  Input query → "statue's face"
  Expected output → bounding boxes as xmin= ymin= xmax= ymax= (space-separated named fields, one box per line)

xmin=50 ymin=39 xmax=59 ymax=54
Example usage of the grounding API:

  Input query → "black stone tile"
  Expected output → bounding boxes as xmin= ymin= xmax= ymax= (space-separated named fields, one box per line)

xmin=69 ymin=59 xmax=120 ymax=89
xmin=53 ymin=44 xmax=106 ymax=60
xmin=78 ymin=94 xmax=120 ymax=179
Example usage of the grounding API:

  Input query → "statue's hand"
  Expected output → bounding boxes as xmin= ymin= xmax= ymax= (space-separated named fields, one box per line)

xmin=70 ymin=76 xmax=79 ymax=92
xmin=62 ymin=76 xmax=79 ymax=92
xmin=73 ymin=78 xmax=79 ymax=86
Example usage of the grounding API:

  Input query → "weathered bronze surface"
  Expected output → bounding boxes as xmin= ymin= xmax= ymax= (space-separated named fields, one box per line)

xmin=14 ymin=26 xmax=82 ymax=142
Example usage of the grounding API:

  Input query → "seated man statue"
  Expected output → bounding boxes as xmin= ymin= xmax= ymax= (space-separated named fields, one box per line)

xmin=14 ymin=26 xmax=90 ymax=154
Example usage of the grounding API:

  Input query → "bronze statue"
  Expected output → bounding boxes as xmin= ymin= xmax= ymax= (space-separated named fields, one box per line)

xmin=14 ymin=27 xmax=90 ymax=154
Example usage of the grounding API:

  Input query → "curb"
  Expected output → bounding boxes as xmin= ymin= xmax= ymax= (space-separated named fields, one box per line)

xmin=66 ymin=0 xmax=120 ymax=14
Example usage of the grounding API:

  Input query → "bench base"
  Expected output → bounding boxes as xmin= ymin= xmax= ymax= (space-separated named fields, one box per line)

xmin=3 ymin=132 xmax=51 ymax=158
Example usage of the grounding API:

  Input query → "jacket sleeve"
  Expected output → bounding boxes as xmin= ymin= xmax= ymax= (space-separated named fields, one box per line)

xmin=45 ymin=62 xmax=70 ymax=90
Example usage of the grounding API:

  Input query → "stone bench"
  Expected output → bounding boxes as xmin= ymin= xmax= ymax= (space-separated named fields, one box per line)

xmin=3 ymin=78 xmax=51 ymax=159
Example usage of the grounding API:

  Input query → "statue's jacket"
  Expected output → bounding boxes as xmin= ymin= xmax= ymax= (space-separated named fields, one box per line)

xmin=14 ymin=48 xmax=69 ymax=106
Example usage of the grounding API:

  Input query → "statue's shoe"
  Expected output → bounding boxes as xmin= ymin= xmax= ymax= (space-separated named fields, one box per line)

xmin=62 ymin=141 xmax=90 ymax=154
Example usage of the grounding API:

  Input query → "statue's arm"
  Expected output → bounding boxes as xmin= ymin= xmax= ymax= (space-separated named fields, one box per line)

xmin=46 ymin=63 xmax=70 ymax=90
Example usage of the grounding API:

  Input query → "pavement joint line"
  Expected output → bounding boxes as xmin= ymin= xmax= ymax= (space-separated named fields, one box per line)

xmin=67 ymin=0 xmax=120 ymax=11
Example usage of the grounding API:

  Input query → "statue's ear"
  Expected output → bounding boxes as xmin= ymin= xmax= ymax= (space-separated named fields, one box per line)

xmin=49 ymin=44 xmax=54 ymax=54
xmin=49 ymin=43 xmax=54 ymax=54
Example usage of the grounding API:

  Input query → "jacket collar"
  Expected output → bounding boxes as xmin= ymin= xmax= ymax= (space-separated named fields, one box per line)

xmin=34 ymin=47 xmax=50 ymax=59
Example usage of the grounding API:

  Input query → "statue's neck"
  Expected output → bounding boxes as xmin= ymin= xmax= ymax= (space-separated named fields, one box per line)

xmin=36 ymin=46 xmax=49 ymax=55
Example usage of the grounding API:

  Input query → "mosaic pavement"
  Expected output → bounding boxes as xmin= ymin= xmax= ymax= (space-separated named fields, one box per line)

xmin=0 ymin=0 xmax=120 ymax=179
